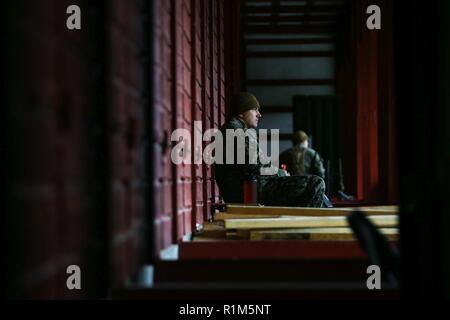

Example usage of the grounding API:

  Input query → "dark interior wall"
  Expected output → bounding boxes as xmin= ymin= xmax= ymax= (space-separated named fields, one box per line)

xmin=395 ymin=0 xmax=450 ymax=298
xmin=438 ymin=0 xmax=450 ymax=298
xmin=152 ymin=0 xmax=174 ymax=255
xmin=224 ymin=0 xmax=243 ymax=115
xmin=376 ymin=0 xmax=398 ymax=204
xmin=336 ymin=0 xmax=397 ymax=203
xmin=3 ymin=0 xmax=93 ymax=298
xmin=151 ymin=0 xmax=240 ymax=254
xmin=106 ymin=0 xmax=150 ymax=292
xmin=2 ymin=0 xmax=241 ymax=299
xmin=3 ymin=0 xmax=87 ymax=298
xmin=3 ymin=0 xmax=153 ymax=298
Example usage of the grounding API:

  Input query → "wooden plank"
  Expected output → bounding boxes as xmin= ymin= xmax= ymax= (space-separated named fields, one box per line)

xmin=245 ymin=38 xmax=335 ymax=45
xmin=228 ymin=229 xmax=251 ymax=239
xmin=246 ymin=79 xmax=335 ymax=86
xmin=250 ymin=227 xmax=399 ymax=241
xmin=246 ymin=51 xmax=335 ymax=58
xmin=225 ymin=204 xmax=399 ymax=216
xmin=193 ymin=222 xmax=226 ymax=239
xmin=214 ymin=212 xmax=369 ymax=221
xmin=203 ymin=221 xmax=225 ymax=229
xmin=192 ymin=236 xmax=226 ymax=242
xmin=224 ymin=215 xmax=398 ymax=229
xmin=346 ymin=205 xmax=399 ymax=211
xmin=214 ymin=212 xmax=281 ymax=220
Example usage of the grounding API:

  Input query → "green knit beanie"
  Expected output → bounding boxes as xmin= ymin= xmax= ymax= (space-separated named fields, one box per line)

xmin=231 ymin=92 xmax=261 ymax=116
xmin=293 ymin=130 xmax=309 ymax=145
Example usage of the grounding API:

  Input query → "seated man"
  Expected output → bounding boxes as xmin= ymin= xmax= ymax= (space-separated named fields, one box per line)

xmin=214 ymin=92 xmax=326 ymax=207
xmin=279 ymin=130 xmax=326 ymax=179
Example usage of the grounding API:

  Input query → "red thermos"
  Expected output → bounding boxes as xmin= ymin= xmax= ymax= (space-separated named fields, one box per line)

xmin=243 ymin=175 xmax=258 ymax=204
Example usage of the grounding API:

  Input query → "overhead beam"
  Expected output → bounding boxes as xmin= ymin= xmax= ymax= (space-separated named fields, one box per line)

xmin=244 ymin=25 xmax=337 ymax=34
xmin=246 ymin=50 xmax=335 ymax=58
xmin=246 ymin=78 xmax=335 ymax=85
xmin=245 ymin=15 xmax=340 ymax=23
xmin=245 ymin=38 xmax=335 ymax=45
xmin=243 ymin=5 xmax=345 ymax=14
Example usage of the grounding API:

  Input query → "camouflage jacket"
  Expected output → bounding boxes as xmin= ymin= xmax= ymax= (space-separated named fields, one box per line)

xmin=279 ymin=145 xmax=325 ymax=179
xmin=214 ymin=117 xmax=285 ymax=203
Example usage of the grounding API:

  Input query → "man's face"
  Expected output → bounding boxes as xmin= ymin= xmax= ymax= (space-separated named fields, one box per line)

xmin=239 ymin=107 xmax=261 ymax=128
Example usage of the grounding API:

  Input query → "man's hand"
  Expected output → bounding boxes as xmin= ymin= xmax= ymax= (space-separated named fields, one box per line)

xmin=277 ymin=168 xmax=290 ymax=177
xmin=280 ymin=164 xmax=290 ymax=176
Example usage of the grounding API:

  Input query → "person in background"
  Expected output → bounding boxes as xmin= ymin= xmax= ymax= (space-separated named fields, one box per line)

xmin=280 ymin=130 xmax=326 ymax=179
